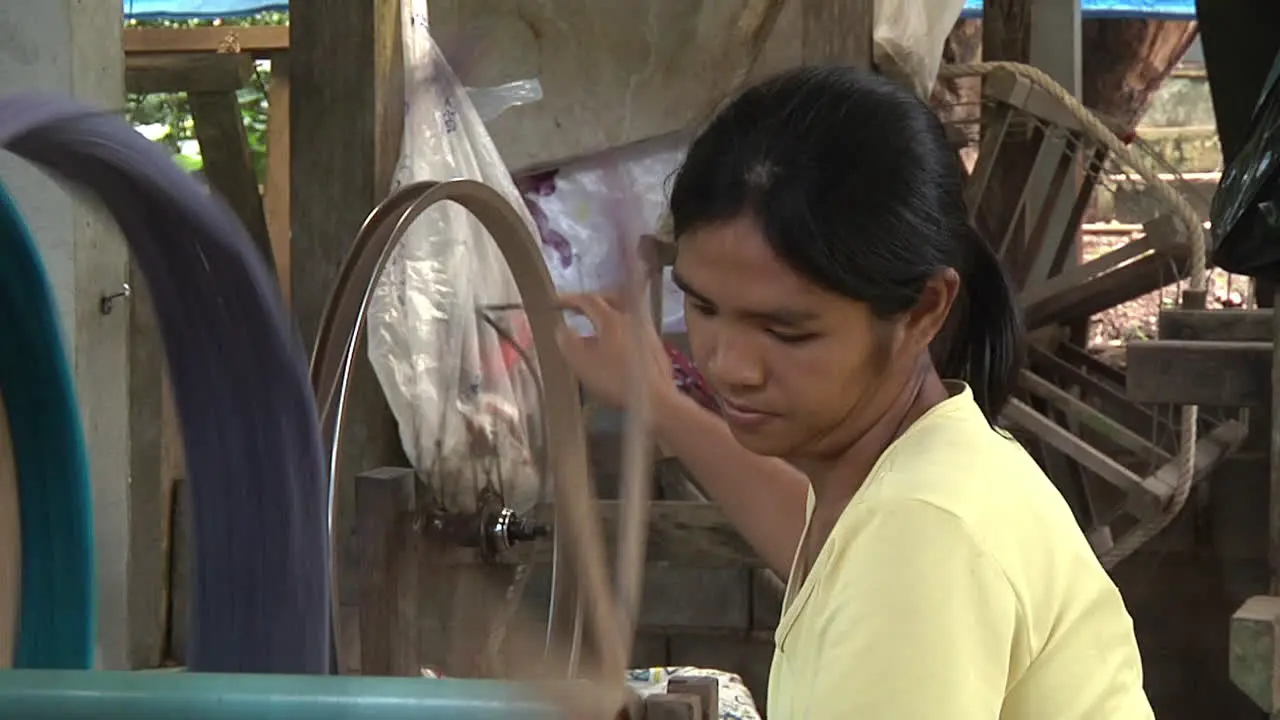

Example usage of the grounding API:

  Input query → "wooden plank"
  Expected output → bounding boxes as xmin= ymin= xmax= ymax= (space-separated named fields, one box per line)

xmin=1019 ymin=370 xmax=1171 ymax=467
xmin=124 ymin=26 xmax=289 ymax=56
xmin=800 ymin=0 xmax=874 ymax=67
xmin=263 ymin=53 xmax=292 ymax=299
xmin=125 ymin=53 xmax=254 ymax=95
xmin=1158 ymin=308 xmax=1272 ymax=342
xmin=289 ymin=0 xmax=407 ymax=674
xmin=355 ymin=468 xmax=420 ymax=677
xmin=1027 ymin=345 xmax=1168 ymax=440
xmin=188 ymin=91 xmax=275 ymax=273
xmin=1024 ymin=243 xmax=1191 ymax=329
xmin=1128 ymin=419 xmax=1247 ymax=520
xmin=1271 ymin=289 xmax=1280 ymax=592
xmin=1126 ymin=340 xmax=1272 ymax=407
xmin=1230 ymin=595 xmax=1280 ymax=712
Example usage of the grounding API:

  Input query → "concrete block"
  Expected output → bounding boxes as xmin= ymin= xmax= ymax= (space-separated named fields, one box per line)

xmin=1229 ymin=595 xmax=1280 ymax=712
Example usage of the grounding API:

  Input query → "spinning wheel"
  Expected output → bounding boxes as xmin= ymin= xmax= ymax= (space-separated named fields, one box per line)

xmin=935 ymin=62 xmax=1245 ymax=567
xmin=310 ymin=179 xmax=656 ymax=707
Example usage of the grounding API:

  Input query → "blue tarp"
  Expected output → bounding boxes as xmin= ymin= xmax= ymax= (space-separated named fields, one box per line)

xmin=123 ymin=0 xmax=1196 ymax=21
xmin=963 ymin=0 xmax=1195 ymax=19
xmin=124 ymin=1 xmax=286 ymax=19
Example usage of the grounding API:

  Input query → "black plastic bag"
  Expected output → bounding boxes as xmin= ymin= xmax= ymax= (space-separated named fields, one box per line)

xmin=1209 ymin=49 xmax=1280 ymax=281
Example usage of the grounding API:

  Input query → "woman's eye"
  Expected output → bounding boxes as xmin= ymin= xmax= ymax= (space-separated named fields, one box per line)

xmin=767 ymin=329 xmax=817 ymax=345
xmin=687 ymin=301 xmax=716 ymax=317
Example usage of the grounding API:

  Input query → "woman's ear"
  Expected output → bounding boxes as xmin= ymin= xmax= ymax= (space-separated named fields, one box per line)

xmin=906 ymin=268 xmax=961 ymax=353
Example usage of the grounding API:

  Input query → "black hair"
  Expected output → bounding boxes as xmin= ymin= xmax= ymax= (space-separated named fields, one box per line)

xmin=669 ymin=65 xmax=1023 ymax=421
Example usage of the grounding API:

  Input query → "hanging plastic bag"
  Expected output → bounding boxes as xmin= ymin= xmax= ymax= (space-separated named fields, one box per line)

xmin=874 ymin=0 xmax=967 ymax=99
xmin=367 ymin=0 xmax=544 ymax=514
xmin=1209 ymin=49 xmax=1280 ymax=282
xmin=516 ymin=134 xmax=689 ymax=336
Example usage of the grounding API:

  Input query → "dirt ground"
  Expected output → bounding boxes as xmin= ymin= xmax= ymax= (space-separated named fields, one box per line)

xmin=1082 ymin=231 xmax=1242 ymax=367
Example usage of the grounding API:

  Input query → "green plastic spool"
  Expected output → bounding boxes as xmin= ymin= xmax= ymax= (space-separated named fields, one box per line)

xmin=0 ymin=670 xmax=561 ymax=719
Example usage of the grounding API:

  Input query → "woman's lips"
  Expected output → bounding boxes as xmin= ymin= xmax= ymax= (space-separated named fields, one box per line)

xmin=718 ymin=399 xmax=776 ymax=429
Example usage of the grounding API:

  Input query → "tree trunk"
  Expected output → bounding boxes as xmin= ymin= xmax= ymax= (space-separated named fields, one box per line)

xmin=1082 ymin=20 xmax=1200 ymax=135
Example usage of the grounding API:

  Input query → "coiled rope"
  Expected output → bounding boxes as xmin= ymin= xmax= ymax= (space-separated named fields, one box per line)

xmin=0 ymin=181 xmax=95 ymax=669
xmin=0 ymin=94 xmax=331 ymax=674
xmin=940 ymin=61 xmax=1208 ymax=567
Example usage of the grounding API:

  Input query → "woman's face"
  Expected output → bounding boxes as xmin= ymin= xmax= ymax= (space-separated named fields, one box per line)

xmin=674 ymin=217 xmax=932 ymax=460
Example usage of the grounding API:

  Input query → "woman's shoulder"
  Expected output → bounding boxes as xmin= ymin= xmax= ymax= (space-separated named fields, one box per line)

xmin=855 ymin=390 xmax=1101 ymax=591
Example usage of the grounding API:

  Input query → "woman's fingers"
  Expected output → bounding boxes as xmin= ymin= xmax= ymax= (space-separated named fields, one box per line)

xmin=557 ymin=293 xmax=615 ymax=335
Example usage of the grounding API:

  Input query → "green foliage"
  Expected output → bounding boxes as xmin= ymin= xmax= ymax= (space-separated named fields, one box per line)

xmin=124 ymin=12 xmax=286 ymax=178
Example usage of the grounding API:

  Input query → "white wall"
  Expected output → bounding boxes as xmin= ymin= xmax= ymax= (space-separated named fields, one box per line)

xmin=0 ymin=0 xmax=131 ymax=670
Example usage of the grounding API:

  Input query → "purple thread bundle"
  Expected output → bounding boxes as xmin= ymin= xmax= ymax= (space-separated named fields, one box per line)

xmin=0 ymin=94 xmax=331 ymax=674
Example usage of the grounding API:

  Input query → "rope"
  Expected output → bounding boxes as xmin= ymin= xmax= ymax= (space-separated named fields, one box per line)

xmin=0 ymin=94 xmax=332 ymax=674
xmin=0 ymin=181 xmax=95 ymax=669
xmin=940 ymin=61 xmax=1207 ymax=567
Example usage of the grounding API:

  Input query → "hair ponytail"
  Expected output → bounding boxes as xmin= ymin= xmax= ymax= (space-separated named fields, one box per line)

xmin=936 ymin=226 xmax=1025 ymax=422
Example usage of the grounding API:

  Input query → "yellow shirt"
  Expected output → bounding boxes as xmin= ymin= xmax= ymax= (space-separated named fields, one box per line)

xmin=767 ymin=384 xmax=1153 ymax=719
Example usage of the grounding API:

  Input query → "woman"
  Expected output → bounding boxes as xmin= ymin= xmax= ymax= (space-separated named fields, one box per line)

xmin=557 ymin=66 xmax=1153 ymax=719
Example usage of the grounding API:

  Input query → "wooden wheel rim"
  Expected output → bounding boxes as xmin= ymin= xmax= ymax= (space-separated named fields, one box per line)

xmin=310 ymin=179 xmax=649 ymax=685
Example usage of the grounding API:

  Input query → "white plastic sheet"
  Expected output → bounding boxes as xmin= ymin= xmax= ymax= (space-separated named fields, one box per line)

xmin=516 ymin=134 xmax=689 ymax=335
xmin=875 ymin=0 xmax=967 ymax=98
xmin=367 ymin=0 xmax=544 ymax=513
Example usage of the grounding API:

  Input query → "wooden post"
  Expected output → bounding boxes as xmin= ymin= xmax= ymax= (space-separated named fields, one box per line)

xmin=355 ymin=468 xmax=420 ymax=677
xmin=1270 ymin=286 xmax=1280 ymax=594
xmin=263 ymin=53 xmax=292 ymax=300
xmin=189 ymin=89 xmax=274 ymax=271
xmin=290 ymin=0 xmax=407 ymax=672
xmin=800 ymin=0 xmax=874 ymax=67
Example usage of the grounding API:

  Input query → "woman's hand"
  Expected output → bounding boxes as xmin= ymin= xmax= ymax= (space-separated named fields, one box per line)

xmin=554 ymin=293 xmax=674 ymax=409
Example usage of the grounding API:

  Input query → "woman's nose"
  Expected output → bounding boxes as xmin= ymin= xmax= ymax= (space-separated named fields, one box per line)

xmin=704 ymin=334 xmax=765 ymax=389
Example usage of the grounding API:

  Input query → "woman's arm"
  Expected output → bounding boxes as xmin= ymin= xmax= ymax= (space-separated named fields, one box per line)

xmin=554 ymin=293 xmax=809 ymax=576
xmin=651 ymin=389 xmax=809 ymax=577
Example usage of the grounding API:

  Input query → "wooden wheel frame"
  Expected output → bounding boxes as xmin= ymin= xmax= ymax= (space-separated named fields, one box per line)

xmin=310 ymin=179 xmax=653 ymax=701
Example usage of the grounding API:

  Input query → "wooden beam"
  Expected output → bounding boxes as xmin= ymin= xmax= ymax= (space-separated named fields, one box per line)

xmin=290 ymin=0 xmax=406 ymax=674
xmin=1022 ymin=217 xmax=1192 ymax=329
xmin=125 ymin=53 xmax=254 ymax=95
xmin=1158 ymin=308 xmax=1272 ymax=342
xmin=1126 ymin=340 xmax=1272 ymax=407
xmin=354 ymin=468 xmax=420 ymax=677
xmin=1270 ymin=288 xmax=1280 ymax=592
xmin=189 ymin=91 xmax=275 ymax=272
xmin=1019 ymin=370 xmax=1171 ymax=467
xmin=124 ymin=26 xmax=289 ymax=56
xmin=263 ymin=53 xmax=292 ymax=299
xmin=800 ymin=0 xmax=874 ymax=67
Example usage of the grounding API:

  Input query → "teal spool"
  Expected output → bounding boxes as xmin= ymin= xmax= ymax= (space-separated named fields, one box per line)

xmin=0 ymin=181 xmax=96 ymax=668
xmin=0 ymin=671 xmax=561 ymax=719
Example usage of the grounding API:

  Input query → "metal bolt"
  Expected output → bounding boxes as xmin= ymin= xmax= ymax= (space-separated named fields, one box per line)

xmin=99 ymin=283 xmax=132 ymax=315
